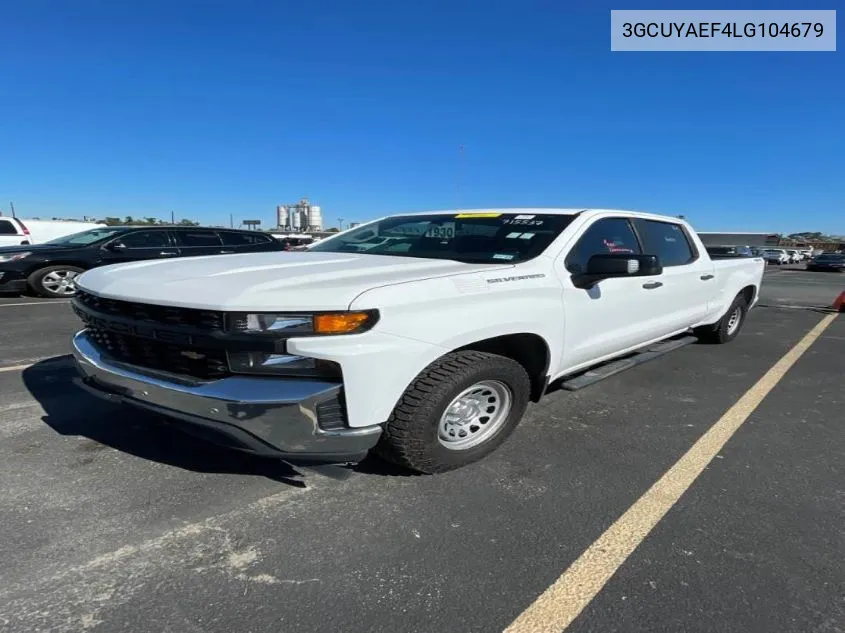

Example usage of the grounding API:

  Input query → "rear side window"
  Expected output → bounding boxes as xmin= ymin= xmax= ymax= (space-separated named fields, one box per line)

xmin=218 ymin=231 xmax=272 ymax=246
xmin=0 ymin=219 xmax=19 ymax=235
xmin=565 ymin=217 xmax=642 ymax=273
xmin=120 ymin=231 xmax=171 ymax=248
xmin=175 ymin=230 xmax=222 ymax=247
xmin=634 ymin=220 xmax=696 ymax=267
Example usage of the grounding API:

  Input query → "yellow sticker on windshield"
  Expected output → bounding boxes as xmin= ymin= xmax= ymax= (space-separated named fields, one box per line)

xmin=455 ymin=212 xmax=502 ymax=218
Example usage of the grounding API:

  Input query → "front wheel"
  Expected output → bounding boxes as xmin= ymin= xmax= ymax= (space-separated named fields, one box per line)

xmin=28 ymin=265 xmax=84 ymax=298
xmin=694 ymin=293 xmax=748 ymax=344
xmin=374 ymin=350 xmax=532 ymax=474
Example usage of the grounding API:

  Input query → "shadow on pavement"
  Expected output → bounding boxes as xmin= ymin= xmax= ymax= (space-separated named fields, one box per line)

xmin=22 ymin=359 xmax=305 ymax=487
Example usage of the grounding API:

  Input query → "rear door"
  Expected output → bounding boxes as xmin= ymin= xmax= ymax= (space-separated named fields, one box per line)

xmin=216 ymin=230 xmax=281 ymax=253
xmin=173 ymin=229 xmax=224 ymax=257
xmin=0 ymin=218 xmax=26 ymax=246
xmin=100 ymin=230 xmax=179 ymax=264
xmin=632 ymin=218 xmax=712 ymax=332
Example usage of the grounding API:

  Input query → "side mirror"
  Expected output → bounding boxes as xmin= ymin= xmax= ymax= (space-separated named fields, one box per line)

xmin=107 ymin=241 xmax=127 ymax=251
xmin=572 ymin=253 xmax=662 ymax=289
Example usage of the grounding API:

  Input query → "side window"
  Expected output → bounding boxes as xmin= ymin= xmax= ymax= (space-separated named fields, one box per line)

xmin=218 ymin=231 xmax=270 ymax=246
xmin=174 ymin=230 xmax=222 ymax=247
xmin=0 ymin=219 xmax=18 ymax=235
xmin=565 ymin=218 xmax=642 ymax=273
xmin=120 ymin=231 xmax=171 ymax=248
xmin=634 ymin=220 xmax=696 ymax=267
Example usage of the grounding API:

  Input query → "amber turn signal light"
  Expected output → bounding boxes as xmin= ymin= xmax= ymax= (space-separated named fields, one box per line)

xmin=313 ymin=311 xmax=376 ymax=335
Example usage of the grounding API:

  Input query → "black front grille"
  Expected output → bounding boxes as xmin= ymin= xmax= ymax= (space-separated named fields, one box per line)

xmin=75 ymin=290 xmax=225 ymax=332
xmin=88 ymin=326 xmax=229 ymax=380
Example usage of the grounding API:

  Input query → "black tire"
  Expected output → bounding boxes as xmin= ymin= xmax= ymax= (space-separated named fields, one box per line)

xmin=27 ymin=265 xmax=85 ymax=298
xmin=694 ymin=293 xmax=748 ymax=344
xmin=374 ymin=350 xmax=532 ymax=474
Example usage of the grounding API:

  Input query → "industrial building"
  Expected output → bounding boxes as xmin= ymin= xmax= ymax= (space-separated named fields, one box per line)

xmin=276 ymin=198 xmax=323 ymax=232
xmin=697 ymin=232 xmax=781 ymax=248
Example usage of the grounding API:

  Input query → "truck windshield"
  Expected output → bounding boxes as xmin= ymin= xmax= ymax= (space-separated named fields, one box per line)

xmin=45 ymin=228 xmax=126 ymax=246
xmin=308 ymin=213 xmax=577 ymax=263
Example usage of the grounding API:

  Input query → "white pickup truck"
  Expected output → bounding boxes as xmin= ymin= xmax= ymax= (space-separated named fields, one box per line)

xmin=70 ymin=208 xmax=765 ymax=474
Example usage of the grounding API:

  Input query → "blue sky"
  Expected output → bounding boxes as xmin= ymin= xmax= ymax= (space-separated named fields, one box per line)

xmin=1 ymin=0 xmax=842 ymax=234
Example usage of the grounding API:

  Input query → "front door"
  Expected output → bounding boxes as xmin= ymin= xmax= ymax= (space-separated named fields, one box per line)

xmin=555 ymin=216 xmax=666 ymax=375
xmin=100 ymin=230 xmax=179 ymax=264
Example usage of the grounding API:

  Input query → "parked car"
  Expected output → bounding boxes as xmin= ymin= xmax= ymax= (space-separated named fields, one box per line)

xmin=276 ymin=236 xmax=315 ymax=251
xmin=69 ymin=208 xmax=764 ymax=474
xmin=0 ymin=217 xmax=106 ymax=247
xmin=761 ymin=249 xmax=790 ymax=265
xmin=785 ymin=249 xmax=802 ymax=263
xmin=705 ymin=245 xmax=753 ymax=258
xmin=0 ymin=225 xmax=283 ymax=297
xmin=806 ymin=252 xmax=845 ymax=272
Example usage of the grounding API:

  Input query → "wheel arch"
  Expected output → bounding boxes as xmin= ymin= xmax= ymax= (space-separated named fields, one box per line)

xmin=26 ymin=260 xmax=90 ymax=276
xmin=739 ymin=284 xmax=756 ymax=306
xmin=453 ymin=332 xmax=551 ymax=402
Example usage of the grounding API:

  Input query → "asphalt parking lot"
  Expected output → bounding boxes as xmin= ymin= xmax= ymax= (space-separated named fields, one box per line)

xmin=0 ymin=264 xmax=843 ymax=633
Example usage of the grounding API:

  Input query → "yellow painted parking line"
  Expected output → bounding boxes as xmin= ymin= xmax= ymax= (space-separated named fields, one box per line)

xmin=0 ymin=356 xmax=72 ymax=373
xmin=0 ymin=365 xmax=35 ymax=374
xmin=504 ymin=313 xmax=838 ymax=633
xmin=0 ymin=300 xmax=70 ymax=308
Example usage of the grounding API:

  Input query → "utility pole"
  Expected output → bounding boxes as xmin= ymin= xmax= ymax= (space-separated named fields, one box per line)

xmin=230 ymin=213 xmax=234 ymax=228
xmin=337 ymin=218 xmax=345 ymax=230
xmin=171 ymin=210 xmax=175 ymax=225
xmin=10 ymin=201 xmax=17 ymax=218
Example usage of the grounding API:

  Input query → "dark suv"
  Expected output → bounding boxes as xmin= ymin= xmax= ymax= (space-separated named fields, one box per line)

xmin=0 ymin=225 xmax=284 ymax=298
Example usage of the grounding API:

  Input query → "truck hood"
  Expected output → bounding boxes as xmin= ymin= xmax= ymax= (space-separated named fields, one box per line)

xmin=76 ymin=251 xmax=513 ymax=311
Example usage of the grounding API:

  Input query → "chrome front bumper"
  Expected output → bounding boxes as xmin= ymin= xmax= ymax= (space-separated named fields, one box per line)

xmin=71 ymin=330 xmax=382 ymax=463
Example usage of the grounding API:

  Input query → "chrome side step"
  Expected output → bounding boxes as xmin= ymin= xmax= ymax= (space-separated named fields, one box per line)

xmin=559 ymin=335 xmax=699 ymax=391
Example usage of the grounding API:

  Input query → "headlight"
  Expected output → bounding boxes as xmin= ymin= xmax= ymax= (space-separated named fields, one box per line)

xmin=227 ymin=351 xmax=342 ymax=378
xmin=228 ymin=310 xmax=379 ymax=336
xmin=0 ymin=252 xmax=32 ymax=263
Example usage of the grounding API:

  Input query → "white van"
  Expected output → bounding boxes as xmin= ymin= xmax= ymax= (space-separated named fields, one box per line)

xmin=0 ymin=218 xmax=106 ymax=247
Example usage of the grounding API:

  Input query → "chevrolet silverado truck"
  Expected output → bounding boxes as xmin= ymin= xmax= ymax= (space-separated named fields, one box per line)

xmin=69 ymin=208 xmax=765 ymax=474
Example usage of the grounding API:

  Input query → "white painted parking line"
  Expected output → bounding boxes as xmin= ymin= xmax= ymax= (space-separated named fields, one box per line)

xmin=504 ymin=312 xmax=838 ymax=633
xmin=0 ymin=300 xmax=71 ymax=308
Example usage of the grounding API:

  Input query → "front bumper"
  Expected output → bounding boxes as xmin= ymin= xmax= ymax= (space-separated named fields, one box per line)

xmin=0 ymin=270 xmax=28 ymax=293
xmin=71 ymin=330 xmax=382 ymax=464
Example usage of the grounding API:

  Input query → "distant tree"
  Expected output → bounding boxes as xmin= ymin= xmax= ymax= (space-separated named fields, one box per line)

xmin=123 ymin=215 xmax=135 ymax=225
xmin=178 ymin=218 xmax=199 ymax=226
xmin=144 ymin=216 xmax=158 ymax=225
xmin=788 ymin=231 xmax=827 ymax=241
xmin=103 ymin=217 xmax=122 ymax=226
xmin=326 ymin=227 xmax=340 ymax=232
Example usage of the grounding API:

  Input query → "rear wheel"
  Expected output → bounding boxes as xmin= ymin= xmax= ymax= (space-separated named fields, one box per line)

xmin=695 ymin=293 xmax=748 ymax=344
xmin=374 ymin=350 xmax=532 ymax=474
xmin=28 ymin=265 xmax=84 ymax=298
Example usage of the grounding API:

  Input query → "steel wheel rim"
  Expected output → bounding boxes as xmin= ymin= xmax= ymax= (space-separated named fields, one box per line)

xmin=437 ymin=380 xmax=512 ymax=451
xmin=726 ymin=306 xmax=742 ymax=336
xmin=41 ymin=270 xmax=79 ymax=296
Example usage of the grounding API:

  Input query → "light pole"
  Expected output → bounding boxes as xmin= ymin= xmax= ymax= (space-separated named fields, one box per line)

xmin=338 ymin=218 xmax=345 ymax=230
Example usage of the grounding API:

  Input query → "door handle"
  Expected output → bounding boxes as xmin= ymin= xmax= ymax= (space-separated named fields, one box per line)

xmin=219 ymin=250 xmax=235 ymax=254
xmin=642 ymin=281 xmax=663 ymax=289
xmin=159 ymin=251 xmax=177 ymax=257
xmin=700 ymin=274 xmax=715 ymax=280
